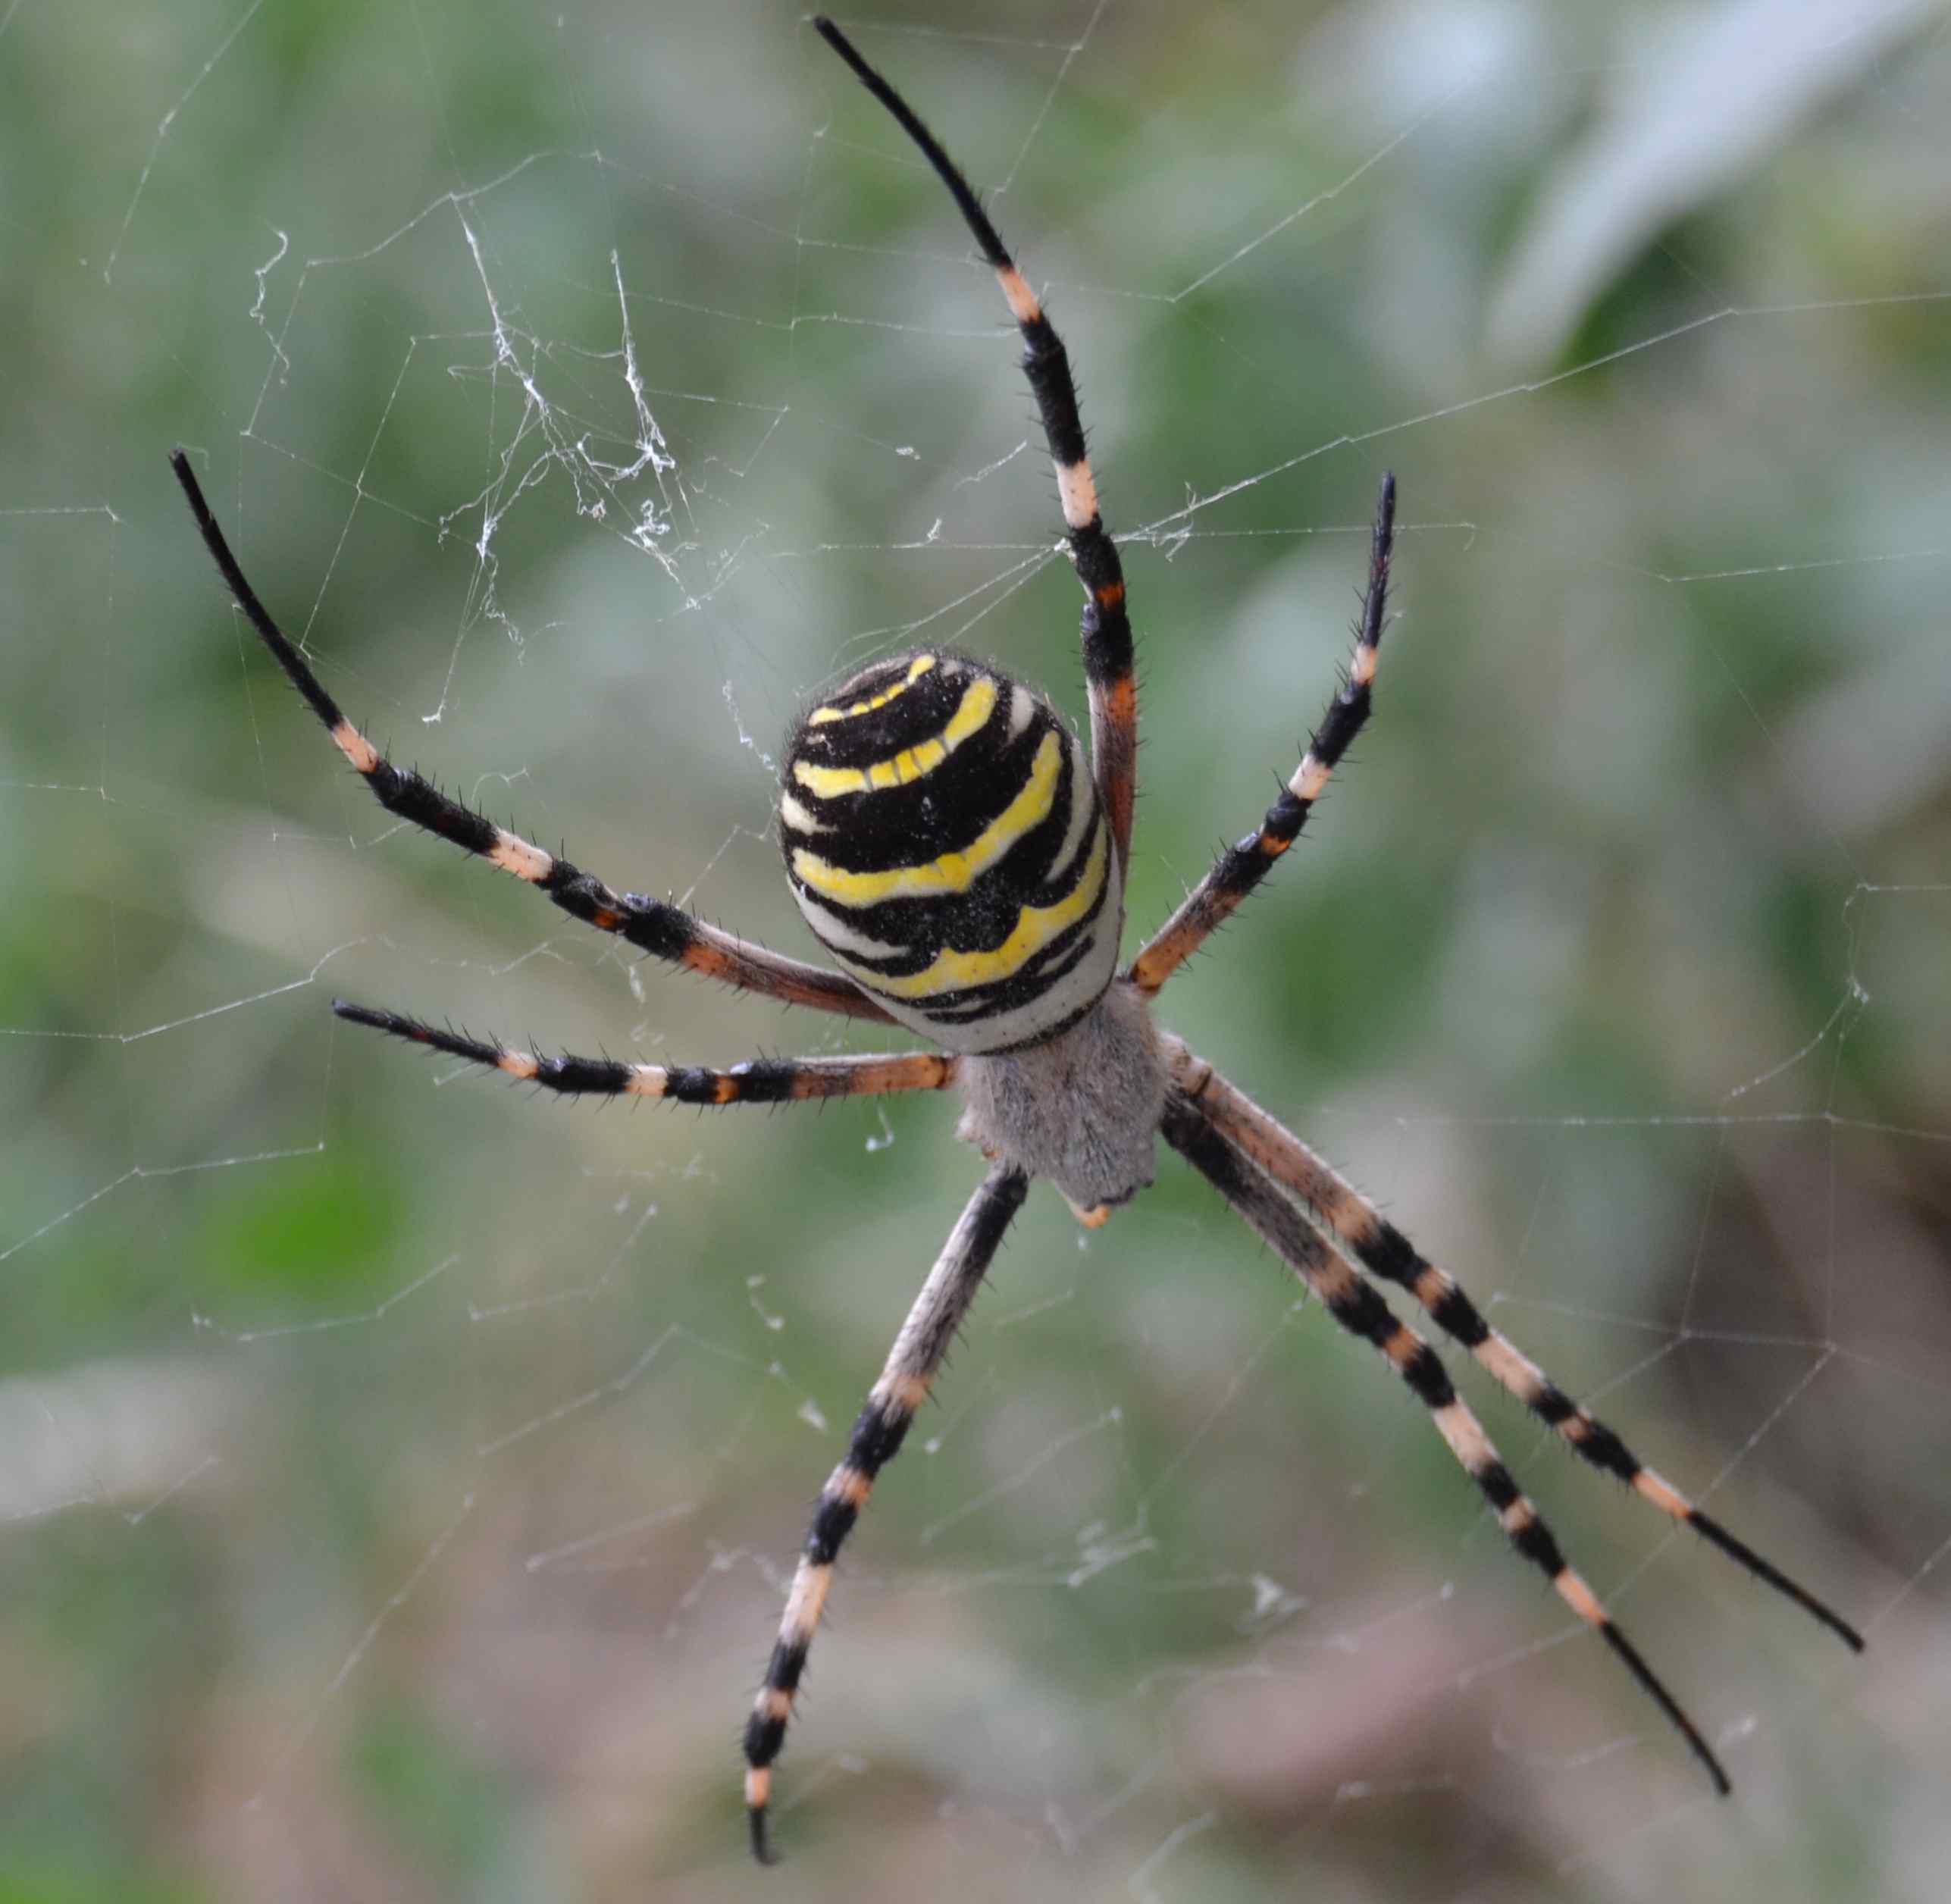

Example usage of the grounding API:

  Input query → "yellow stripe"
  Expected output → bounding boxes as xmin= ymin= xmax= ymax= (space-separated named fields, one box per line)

xmin=841 ymin=824 xmax=1107 ymax=999
xmin=792 ymin=676 xmax=997 ymax=797
xmin=807 ymin=653 xmax=935 ymax=725
xmin=792 ymin=731 xmax=1061 ymax=904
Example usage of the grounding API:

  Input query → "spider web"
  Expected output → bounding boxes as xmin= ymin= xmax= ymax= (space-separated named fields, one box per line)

xmin=5 ymin=1 xmax=1949 ymax=1896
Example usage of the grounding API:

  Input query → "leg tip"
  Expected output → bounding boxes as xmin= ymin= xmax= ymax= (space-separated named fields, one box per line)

xmin=746 ymin=1765 xmax=779 ymax=1863
xmin=330 ymin=998 xmax=391 ymax=1033
xmin=169 ymin=448 xmax=208 ymax=510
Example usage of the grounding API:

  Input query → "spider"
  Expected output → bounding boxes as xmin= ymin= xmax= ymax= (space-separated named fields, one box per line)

xmin=170 ymin=17 xmax=1862 ymax=1864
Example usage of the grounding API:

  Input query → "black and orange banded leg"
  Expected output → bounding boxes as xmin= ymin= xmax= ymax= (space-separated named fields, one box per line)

xmin=813 ymin=17 xmax=1137 ymax=869
xmin=1165 ymin=1041 xmax=1865 ymax=1654
xmin=1130 ymin=473 xmax=1397 ymax=997
xmin=332 ymin=1001 xmax=957 ymax=1104
xmin=744 ymin=1162 xmax=1029 ymax=1862
xmin=1159 ymin=1092 xmax=1734 ymax=1796
xmin=171 ymin=452 xmax=894 ymax=1026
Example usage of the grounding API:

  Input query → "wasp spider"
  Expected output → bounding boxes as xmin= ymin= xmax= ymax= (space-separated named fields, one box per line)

xmin=171 ymin=16 xmax=1863 ymax=1862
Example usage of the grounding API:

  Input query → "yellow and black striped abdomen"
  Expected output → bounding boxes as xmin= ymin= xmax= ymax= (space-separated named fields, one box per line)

xmin=780 ymin=651 xmax=1123 ymax=1054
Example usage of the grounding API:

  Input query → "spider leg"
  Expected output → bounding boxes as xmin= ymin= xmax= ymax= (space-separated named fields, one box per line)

xmin=332 ymin=1001 xmax=956 ymax=1104
xmin=1160 ymin=1090 xmax=1734 ymax=1796
xmin=171 ymin=452 xmax=893 ymax=1025
xmin=813 ymin=18 xmax=1136 ymax=871
xmin=1130 ymin=474 xmax=1396 ymax=997
xmin=743 ymin=1162 xmax=1029 ymax=1862
xmin=1165 ymin=1039 xmax=1864 ymax=1652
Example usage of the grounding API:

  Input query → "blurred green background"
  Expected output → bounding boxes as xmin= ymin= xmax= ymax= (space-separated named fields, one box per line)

xmin=4 ymin=2 xmax=1949 ymax=1899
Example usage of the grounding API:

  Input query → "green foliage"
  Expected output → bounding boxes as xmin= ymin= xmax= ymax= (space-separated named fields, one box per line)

xmin=4 ymin=3 xmax=1946 ymax=1898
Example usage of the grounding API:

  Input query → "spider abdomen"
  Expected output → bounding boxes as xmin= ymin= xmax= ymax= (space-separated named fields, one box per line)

xmin=779 ymin=650 xmax=1123 ymax=1053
